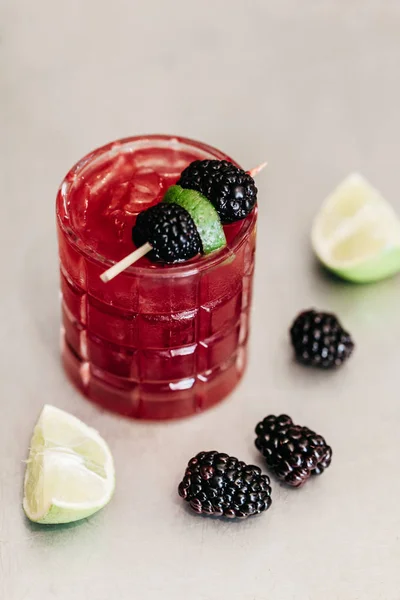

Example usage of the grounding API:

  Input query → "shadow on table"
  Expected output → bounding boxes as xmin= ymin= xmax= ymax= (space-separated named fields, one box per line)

xmin=24 ymin=516 xmax=85 ymax=533
xmin=21 ymin=230 xmax=60 ymax=358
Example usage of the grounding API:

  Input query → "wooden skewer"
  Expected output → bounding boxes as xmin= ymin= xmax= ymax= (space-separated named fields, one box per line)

xmin=100 ymin=242 xmax=152 ymax=282
xmin=100 ymin=162 xmax=267 ymax=283
xmin=248 ymin=161 xmax=268 ymax=178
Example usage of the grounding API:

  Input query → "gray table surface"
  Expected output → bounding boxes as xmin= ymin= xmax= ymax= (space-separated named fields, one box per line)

xmin=2 ymin=1 xmax=400 ymax=598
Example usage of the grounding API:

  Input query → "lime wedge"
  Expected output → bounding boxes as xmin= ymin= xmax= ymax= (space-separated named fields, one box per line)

xmin=311 ymin=173 xmax=400 ymax=283
xmin=23 ymin=405 xmax=115 ymax=524
xmin=163 ymin=185 xmax=226 ymax=254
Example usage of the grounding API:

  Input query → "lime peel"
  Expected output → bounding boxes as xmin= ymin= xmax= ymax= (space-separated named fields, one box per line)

xmin=163 ymin=185 xmax=226 ymax=254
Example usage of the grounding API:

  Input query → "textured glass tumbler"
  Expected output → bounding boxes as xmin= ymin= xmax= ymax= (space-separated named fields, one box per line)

xmin=56 ymin=135 xmax=257 ymax=419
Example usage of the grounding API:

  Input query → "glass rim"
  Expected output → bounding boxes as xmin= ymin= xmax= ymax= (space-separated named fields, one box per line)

xmin=56 ymin=134 xmax=257 ymax=279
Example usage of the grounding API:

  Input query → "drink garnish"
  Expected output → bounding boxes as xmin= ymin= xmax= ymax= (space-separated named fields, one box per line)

xmin=100 ymin=160 xmax=266 ymax=282
xmin=162 ymin=186 xmax=226 ymax=254
xmin=132 ymin=201 xmax=203 ymax=262
xmin=177 ymin=160 xmax=258 ymax=223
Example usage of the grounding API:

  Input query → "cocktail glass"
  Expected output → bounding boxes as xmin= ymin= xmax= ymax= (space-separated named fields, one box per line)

xmin=56 ymin=135 xmax=257 ymax=419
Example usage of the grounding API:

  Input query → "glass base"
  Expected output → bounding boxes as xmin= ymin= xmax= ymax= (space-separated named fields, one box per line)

xmin=61 ymin=333 xmax=247 ymax=420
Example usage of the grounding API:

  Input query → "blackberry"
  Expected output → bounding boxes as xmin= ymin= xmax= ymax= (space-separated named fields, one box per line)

xmin=290 ymin=309 xmax=354 ymax=368
xmin=177 ymin=160 xmax=257 ymax=223
xmin=255 ymin=415 xmax=332 ymax=487
xmin=132 ymin=202 xmax=202 ymax=263
xmin=178 ymin=451 xmax=272 ymax=519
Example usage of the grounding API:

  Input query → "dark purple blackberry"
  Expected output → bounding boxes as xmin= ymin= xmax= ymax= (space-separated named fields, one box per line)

xmin=178 ymin=451 xmax=272 ymax=519
xmin=132 ymin=202 xmax=202 ymax=263
xmin=290 ymin=309 xmax=354 ymax=369
xmin=177 ymin=160 xmax=257 ymax=224
xmin=255 ymin=414 xmax=332 ymax=487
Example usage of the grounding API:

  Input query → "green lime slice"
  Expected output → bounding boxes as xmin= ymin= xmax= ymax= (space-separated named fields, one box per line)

xmin=311 ymin=173 xmax=400 ymax=283
xmin=163 ymin=185 xmax=226 ymax=254
xmin=23 ymin=405 xmax=115 ymax=524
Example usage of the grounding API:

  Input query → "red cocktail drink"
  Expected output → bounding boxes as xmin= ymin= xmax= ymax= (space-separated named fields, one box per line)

xmin=57 ymin=135 xmax=256 ymax=419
